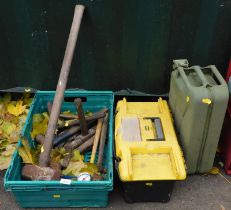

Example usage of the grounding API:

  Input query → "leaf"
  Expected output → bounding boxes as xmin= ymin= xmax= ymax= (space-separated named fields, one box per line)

xmin=62 ymin=161 xmax=86 ymax=176
xmin=203 ymin=167 xmax=220 ymax=176
xmin=80 ymin=162 xmax=99 ymax=175
xmin=0 ymin=155 xmax=12 ymax=170
xmin=64 ymin=119 xmax=75 ymax=125
xmin=0 ymin=103 xmax=5 ymax=116
xmin=42 ymin=112 xmax=49 ymax=120
xmin=32 ymin=113 xmax=44 ymax=124
xmin=85 ymin=111 xmax=93 ymax=117
xmin=62 ymin=110 xmax=76 ymax=115
xmin=57 ymin=119 xmax=65 ymax=126
xmin=17 ymin=137 xmax=34 ymax=164
xmin=18 ymin=147 xmax=33 ymax=164
xmin=23 ymin=97 xmax=33 ymax=107
xmin=2 ymin=121 xmax=16 ymax=136
xmin=71 ymin=150 xmax=83 ymax=161
xmin=10 ymin=115 xmax=19 ymax=125
xmin=2 ymin=93 xmax=11 ymax=104
xmin=2 ymin=112 xmax=15 ymax=122
xmin=31 ymin=145 xmax=41 ymax=165
xmin=209 ymin=167 xmax=220 ymax=175
xmin=31 ymin=114 xmax=48 ymax=139
xmin=1 ymin=144 xmax=16 ymax=156
xmin=0 ymin=94 xmax=32 ymax=170
xmin=8 ymin=130 xmax=20 ymax=143
xmin=7 ymin=100 xmax=26 ymax=116
xmin=18 ymin=114 xmax=27 ymax=128
xmin=51 ymin=147 xmax=68 ymax=163
xmin=0 ymin=138 xmax=8 ymax=153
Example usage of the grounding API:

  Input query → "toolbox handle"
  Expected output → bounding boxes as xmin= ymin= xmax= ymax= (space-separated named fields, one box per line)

xmin=144 ymin=117 xmax=165 ymax=141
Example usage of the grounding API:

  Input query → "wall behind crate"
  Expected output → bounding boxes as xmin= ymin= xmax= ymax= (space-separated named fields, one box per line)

xmin=0 ymin=0 xmax=230 ymax=94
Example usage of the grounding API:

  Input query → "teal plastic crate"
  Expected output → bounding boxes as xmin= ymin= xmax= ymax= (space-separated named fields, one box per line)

xmin=4 ymin=91 xmax=114 ymax=208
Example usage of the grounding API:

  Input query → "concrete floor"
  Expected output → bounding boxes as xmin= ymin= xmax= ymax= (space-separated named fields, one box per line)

xmin=1 ymin=170 xmax=231 ymax=210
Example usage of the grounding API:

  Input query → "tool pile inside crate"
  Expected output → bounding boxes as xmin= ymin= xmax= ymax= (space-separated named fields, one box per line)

xmin=19 ymin=98 xmax=109 ymax=181
xmin=4 ymin=91 xmax=114 ymax=208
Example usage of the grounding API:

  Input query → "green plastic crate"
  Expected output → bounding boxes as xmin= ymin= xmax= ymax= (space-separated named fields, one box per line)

xmin=4 ymin=91 xmax=114 ymax=208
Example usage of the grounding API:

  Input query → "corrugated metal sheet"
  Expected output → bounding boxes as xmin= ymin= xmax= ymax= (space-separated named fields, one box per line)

xmin=0 ymin=0 xmax=230 ymax=93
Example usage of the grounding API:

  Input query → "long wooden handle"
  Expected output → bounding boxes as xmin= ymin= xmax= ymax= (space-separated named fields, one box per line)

xmin=97 ymin=113 xmax=109 ymax=168
xmin=90 ymin=118 xmax=103 ymax=163
xmin=39 ymin=5 xmax=85 ymax=167
xmin=77 ymin=136 xmax=95 ymax=154
xmin=75 ymin=98 xmax=88 ymax=135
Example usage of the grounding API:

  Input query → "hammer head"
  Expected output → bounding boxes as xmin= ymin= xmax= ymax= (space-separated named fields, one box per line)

xmin=22 ymin=164 xmax=61 ymax=181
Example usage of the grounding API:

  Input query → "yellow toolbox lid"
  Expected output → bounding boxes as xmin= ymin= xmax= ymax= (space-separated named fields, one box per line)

xmin=114 ymin=98 xmax=186 ymax=181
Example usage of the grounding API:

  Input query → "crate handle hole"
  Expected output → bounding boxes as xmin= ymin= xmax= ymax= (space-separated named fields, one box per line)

xmin=64 ymin=97 xmax=87 ymax=102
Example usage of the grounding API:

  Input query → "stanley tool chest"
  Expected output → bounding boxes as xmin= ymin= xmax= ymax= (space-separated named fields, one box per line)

xmin=114 ymin=98 xmax=186 ymax=203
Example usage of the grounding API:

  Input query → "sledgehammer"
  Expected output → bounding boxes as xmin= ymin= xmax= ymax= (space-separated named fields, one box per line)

xmin=22 ymin=5 xmax=85 ymax=180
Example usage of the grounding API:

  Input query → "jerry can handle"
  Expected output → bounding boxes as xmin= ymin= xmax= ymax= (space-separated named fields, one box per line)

xmin=204 ymin=65 xmax=227 ymax=86
xmin=177 ymin=68 xmax=193 ymax=89
xmin=192 ymin=66 xmax=209 ymax=86
xmin=192 ymin=65 xmax=225 ymax=87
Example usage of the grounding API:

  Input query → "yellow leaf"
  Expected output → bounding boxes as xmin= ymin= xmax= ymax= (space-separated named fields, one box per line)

xmin=0 ymin=138 xmax=8 ymax=153
xmin=71 ymin=150 xmax=83 ymax=161
xmin=31 ymin=114 xmax=48 ymax=139
xmin=80 ymin=162 xmax=99 ymax=175
xmin=18 ymin=147 xmax=33 ymax=164
xmin=32 ymin=113 xmax=44 ymax=124
xmin=18 ymin=114 xmax=27 ymax=127
xmin=2 ymin=121 xmax=16 ymax=136
xmin=1 ymin=144 xmax=16 ymax=156
xmin=8 ymin=130 xmax=20 ymax=143
xmin=7 ymin=100 xmax=26 ymax=116
xmin=42 ymin=112 xmax=49 ymax=120
xmin=51 ymin=147 xmax=68 ymax=163
xmin=62 ymin=110 xmax=75 ymax=115
xmin=17 ymin=137 xmax=34 ymax=164
xmin=209 ymin=167 xmax=220 ymax=175
xmin=0 ymin=155 xmax=12 ymax=170
xmin=85 ymin=111 xmax=93 ymax=117
xmin=62 ymin=161 xmax=86 ymax=176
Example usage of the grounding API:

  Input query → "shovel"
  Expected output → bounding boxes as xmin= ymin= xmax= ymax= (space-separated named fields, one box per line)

xmin=22 ymin=5 xmax=85 ymax=180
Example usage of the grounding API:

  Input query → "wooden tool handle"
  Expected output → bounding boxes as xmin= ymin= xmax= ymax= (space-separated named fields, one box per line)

xmin=75 ymin=98 xmax=88 ymax=135
xmin=39 ymin=5 xmax=85 ymax=167
xmin=64 ymin=128 xmax=96 ymax=151
xmin=57 ymin=108 xmax=108 ymax=129
xmin=97 ymin=113 xmax=109 ymax=168
xmin=90 ymin=118 xmax=103 ymax=163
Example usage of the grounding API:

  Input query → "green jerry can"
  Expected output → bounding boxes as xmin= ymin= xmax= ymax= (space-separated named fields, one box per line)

xmin=169 ymin=60 xmax=229 ymax=174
